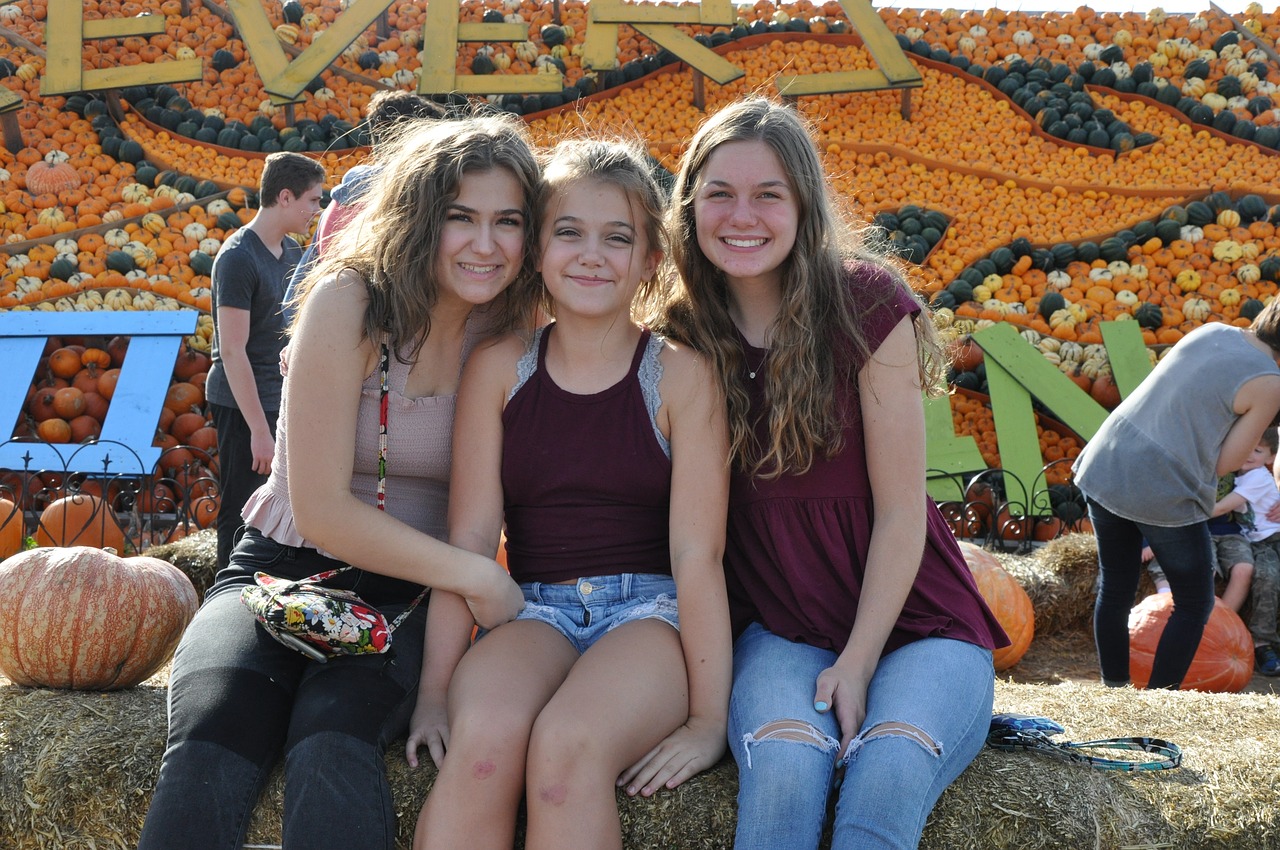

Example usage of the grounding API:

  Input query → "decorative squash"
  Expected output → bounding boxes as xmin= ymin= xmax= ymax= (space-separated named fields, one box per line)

xmin=0 ymin=546 xmax=198 ymax=690
xmin=25 ymin=161 xmax=81 ymax=195
xmin=0 ymin=497 xmax=24 ymax=560
xmin=957 ymin=541 xmax=1034 ymax=671
xmin=34 ymin=493 xmax=126 ymax=551
xmin=1129 ymin=594 xmax=1253 ymax=692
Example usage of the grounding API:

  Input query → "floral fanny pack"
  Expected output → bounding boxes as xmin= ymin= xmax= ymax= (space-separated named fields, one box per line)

xmin=240 ymin=340 xmax=426 ymax=662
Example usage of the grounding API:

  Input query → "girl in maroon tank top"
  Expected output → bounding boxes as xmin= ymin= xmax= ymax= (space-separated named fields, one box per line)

xmin=407 ymin=140 xmax=732 ymax=850
xmin=659 ymin=98 xmax=1006 ymax=850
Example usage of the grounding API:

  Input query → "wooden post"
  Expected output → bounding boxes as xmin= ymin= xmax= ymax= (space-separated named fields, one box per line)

xmin=900 ymin=88 xmax=912 ymax=121
xmin=553 ymin=0 xmax=561 ymax=25
xmin=105 ymin=88 xmax=125 ymax=124
xmin=0 ymin=109 xmax=21 ymax=155
xmin=284 ymin=102 xmax=296 ymax=126
xmin=376 ymin=8 xmax=389 ymax=41
xmin=691 ymin=68 xmax=705 ymax=111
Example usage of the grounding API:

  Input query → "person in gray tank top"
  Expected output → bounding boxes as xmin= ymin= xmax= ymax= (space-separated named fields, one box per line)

xmin=1073 ymin=300 xmax=1280 ymax=689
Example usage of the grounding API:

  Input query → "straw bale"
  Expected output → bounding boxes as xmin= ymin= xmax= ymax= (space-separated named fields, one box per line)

xmin=3 ymin=678 xmax=1278 ymax=849
xmin=142 ymin=528 xmax=218 ymax=599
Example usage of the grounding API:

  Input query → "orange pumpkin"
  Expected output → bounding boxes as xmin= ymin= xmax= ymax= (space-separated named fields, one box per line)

xmin=34 ymin=493 xmax=126 ymax=551
xmin=0 ymin=497 xmax=25 ymax=561
xmin=957 ymin=541 xmax=1034 ymax=671
xmin=1128 ymin=594 xmax=1253 ymax=693
xmin=25 ymin=161 xmax=81 ymax=195
xmin=0 ymin=546 xmax=198 ymax=689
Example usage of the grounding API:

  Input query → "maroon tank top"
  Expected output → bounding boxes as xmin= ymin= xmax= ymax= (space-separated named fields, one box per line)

xmin=501 ymin=324 xmax=673 ymax=584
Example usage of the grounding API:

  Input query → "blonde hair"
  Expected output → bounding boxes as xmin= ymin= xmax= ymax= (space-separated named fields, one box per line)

xmin=659 ymin=97 xmax=946 ymax=477
xmin=297 ymin=111 xmax=542 ymax=361
xmin=538 ymin=137 xmax=670 ymax=320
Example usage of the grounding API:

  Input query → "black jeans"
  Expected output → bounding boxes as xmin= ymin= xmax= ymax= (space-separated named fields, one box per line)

xmin=1087 ymin=498 xmax=1216 ymax=689
xmin=137 ymin=530 xmax=427 ymax=850
xmin=208 ymin=402 xmax=277 ymax=573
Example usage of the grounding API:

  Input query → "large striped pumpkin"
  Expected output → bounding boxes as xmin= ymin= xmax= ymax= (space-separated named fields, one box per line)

xmin=0 ymin=546 xmax=198 ymax=689
xmin=1129 ymin=594 xmax=1254 ymax=693
xmin=957 ymin=540 xmax=1035 ymax=671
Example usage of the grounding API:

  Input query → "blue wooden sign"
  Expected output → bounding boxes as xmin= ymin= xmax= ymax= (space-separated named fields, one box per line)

xmin=0 ymin=310 xmax=200 ymax=476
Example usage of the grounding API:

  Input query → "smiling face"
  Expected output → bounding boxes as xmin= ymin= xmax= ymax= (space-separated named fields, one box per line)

xmin=434 ymin=167 xmax=528 ymax=309
xmin=692 ymin=139 xmax=799 ymax=293
xmin=538 ymin=177 xmax=659 ymax=321
xmin=1241 ymin=439 xmax=1277 ymax=473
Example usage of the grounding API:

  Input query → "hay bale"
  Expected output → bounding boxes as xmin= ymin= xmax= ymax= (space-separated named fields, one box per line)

xmin=142 ymin=529 xmax=218 ymax=599
xmin=3 ymin=679 xmax=1278 ymax=849
xmin=996 ymin=533 xmax=1099 ymax=636
xmin=927 ymin=680 xmax=1280 ymax=849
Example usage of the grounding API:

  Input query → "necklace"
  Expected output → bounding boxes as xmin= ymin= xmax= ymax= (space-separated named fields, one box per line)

xmin=745 ymin=350 xmax=766 ymax=380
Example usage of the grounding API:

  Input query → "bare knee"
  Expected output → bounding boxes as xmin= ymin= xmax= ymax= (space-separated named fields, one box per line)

xmin=844 ymin=720 xmax=942 ymax=763
xmin=740 ymin=719 xmax=840 ymax=768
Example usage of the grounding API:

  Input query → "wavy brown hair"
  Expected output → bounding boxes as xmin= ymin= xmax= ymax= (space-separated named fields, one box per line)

xmin=657 ymin=97 xmax=946 ymax=477
xmin=297 ymin=111 xmax=543 ymax=361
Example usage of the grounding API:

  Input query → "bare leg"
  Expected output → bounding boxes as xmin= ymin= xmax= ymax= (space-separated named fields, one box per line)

xmin=1221 ymin=562 xmax=1254 ymax=612
xmin=524 ymin=620 xmax=688 ymax=850
xmin=414 ymin=620 xmax=578 ymax=850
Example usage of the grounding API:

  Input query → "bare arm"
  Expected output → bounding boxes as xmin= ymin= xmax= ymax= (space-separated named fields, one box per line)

xmin=1213 ymin=492 xmax=1247 ymax=517
xmin=286 ymin=273 xmax=523 ymax=627
xmin=1220 ymin=374 xmax=1280 ymax=476
xmin=620 ymin=345 xmax=732 ymax=796
xmin=817 ymin=317 xmax=928 ymax=750
xmin=406 ymin=339 xmax=520 ymax=768
xmin=216 ymin=306 xmax=274 ymax=474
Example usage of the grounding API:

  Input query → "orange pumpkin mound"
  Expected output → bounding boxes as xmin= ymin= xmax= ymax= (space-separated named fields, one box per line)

xmin=0 ymin=497 xmax=25 ymax=561
xmin=0 ymin=546 xmax=198 ymax=690
xmin=1128 ymin=594 xmax=1254 ymax=693
xmin=957 ymin=540 xmax=1034 ymax=671
xmin=34 ymin=492 xmax=126 ymax=551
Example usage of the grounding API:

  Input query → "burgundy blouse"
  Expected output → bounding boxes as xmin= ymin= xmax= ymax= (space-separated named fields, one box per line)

xmin=725 ymin=265 xmax=1008 ymax=656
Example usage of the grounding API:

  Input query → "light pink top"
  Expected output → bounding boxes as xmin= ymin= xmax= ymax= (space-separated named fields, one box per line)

xmin=242 ymin=312 xmax=489 ymax=553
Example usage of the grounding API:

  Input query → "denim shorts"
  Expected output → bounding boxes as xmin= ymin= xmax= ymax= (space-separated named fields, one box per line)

xmin=507 ymin=573 xmax=679 ymax=654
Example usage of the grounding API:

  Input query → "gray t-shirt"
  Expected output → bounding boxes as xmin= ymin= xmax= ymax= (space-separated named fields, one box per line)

xmin=1074 ymin=323 xmax=1280 ymax=526
xmin=205 ymin=227 xmax=301 ymax=413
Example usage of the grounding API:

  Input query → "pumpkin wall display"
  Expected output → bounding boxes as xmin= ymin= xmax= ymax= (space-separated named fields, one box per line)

xmin=0 ymin=545 xmax=199 ymax=690
xmin=1128 ymin=593 xmax=1255 ymax=692
xmin=1 ymin=0 xmax=1280 ymax=524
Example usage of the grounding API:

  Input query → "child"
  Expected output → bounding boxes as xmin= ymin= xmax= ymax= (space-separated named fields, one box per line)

xmin=1212 ymin=428 xmax=1280 ymax=676
xmin=1143 ymin=473 xmax=1251 ymax=605
xmin=659 ymin=97 xmax=1006 ymax=850
xmin=405 ymin=139 xmax=732 ymax=849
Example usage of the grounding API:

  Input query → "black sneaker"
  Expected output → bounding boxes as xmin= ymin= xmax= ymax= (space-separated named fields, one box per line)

xmin=1256 ymin=645 xmax=1280 ymax=677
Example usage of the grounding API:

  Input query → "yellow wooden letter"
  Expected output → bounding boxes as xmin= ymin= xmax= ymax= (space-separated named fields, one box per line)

xmin=418 ymin=0 xmax=562 ymax=96
xmin=583 ymin=0 xmax=741 ymax=83
xmin=775 ymin=0 xmax=921 ymax=97
xmin=226 ymin=0 xmax=393 ymax=102
xmin=40 ymin=0 xmax=202 ymax=95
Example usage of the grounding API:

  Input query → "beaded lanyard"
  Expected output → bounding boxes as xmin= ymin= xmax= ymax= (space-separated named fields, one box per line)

xmin=375 ymin=339 xmax=429 ymax=626
xmin=303 ymin=341 xmax=425 ymax=631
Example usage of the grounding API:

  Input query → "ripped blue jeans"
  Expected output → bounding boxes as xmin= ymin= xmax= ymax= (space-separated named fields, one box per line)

xmin=728 ymin=624 xmax=994 ymax=850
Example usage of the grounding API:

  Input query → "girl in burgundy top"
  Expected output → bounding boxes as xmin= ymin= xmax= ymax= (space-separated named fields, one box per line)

xmin=408 ymin=140 xmax=732 ymax=850
xmin=661 ymin=98 xmax=1008 ymax=850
